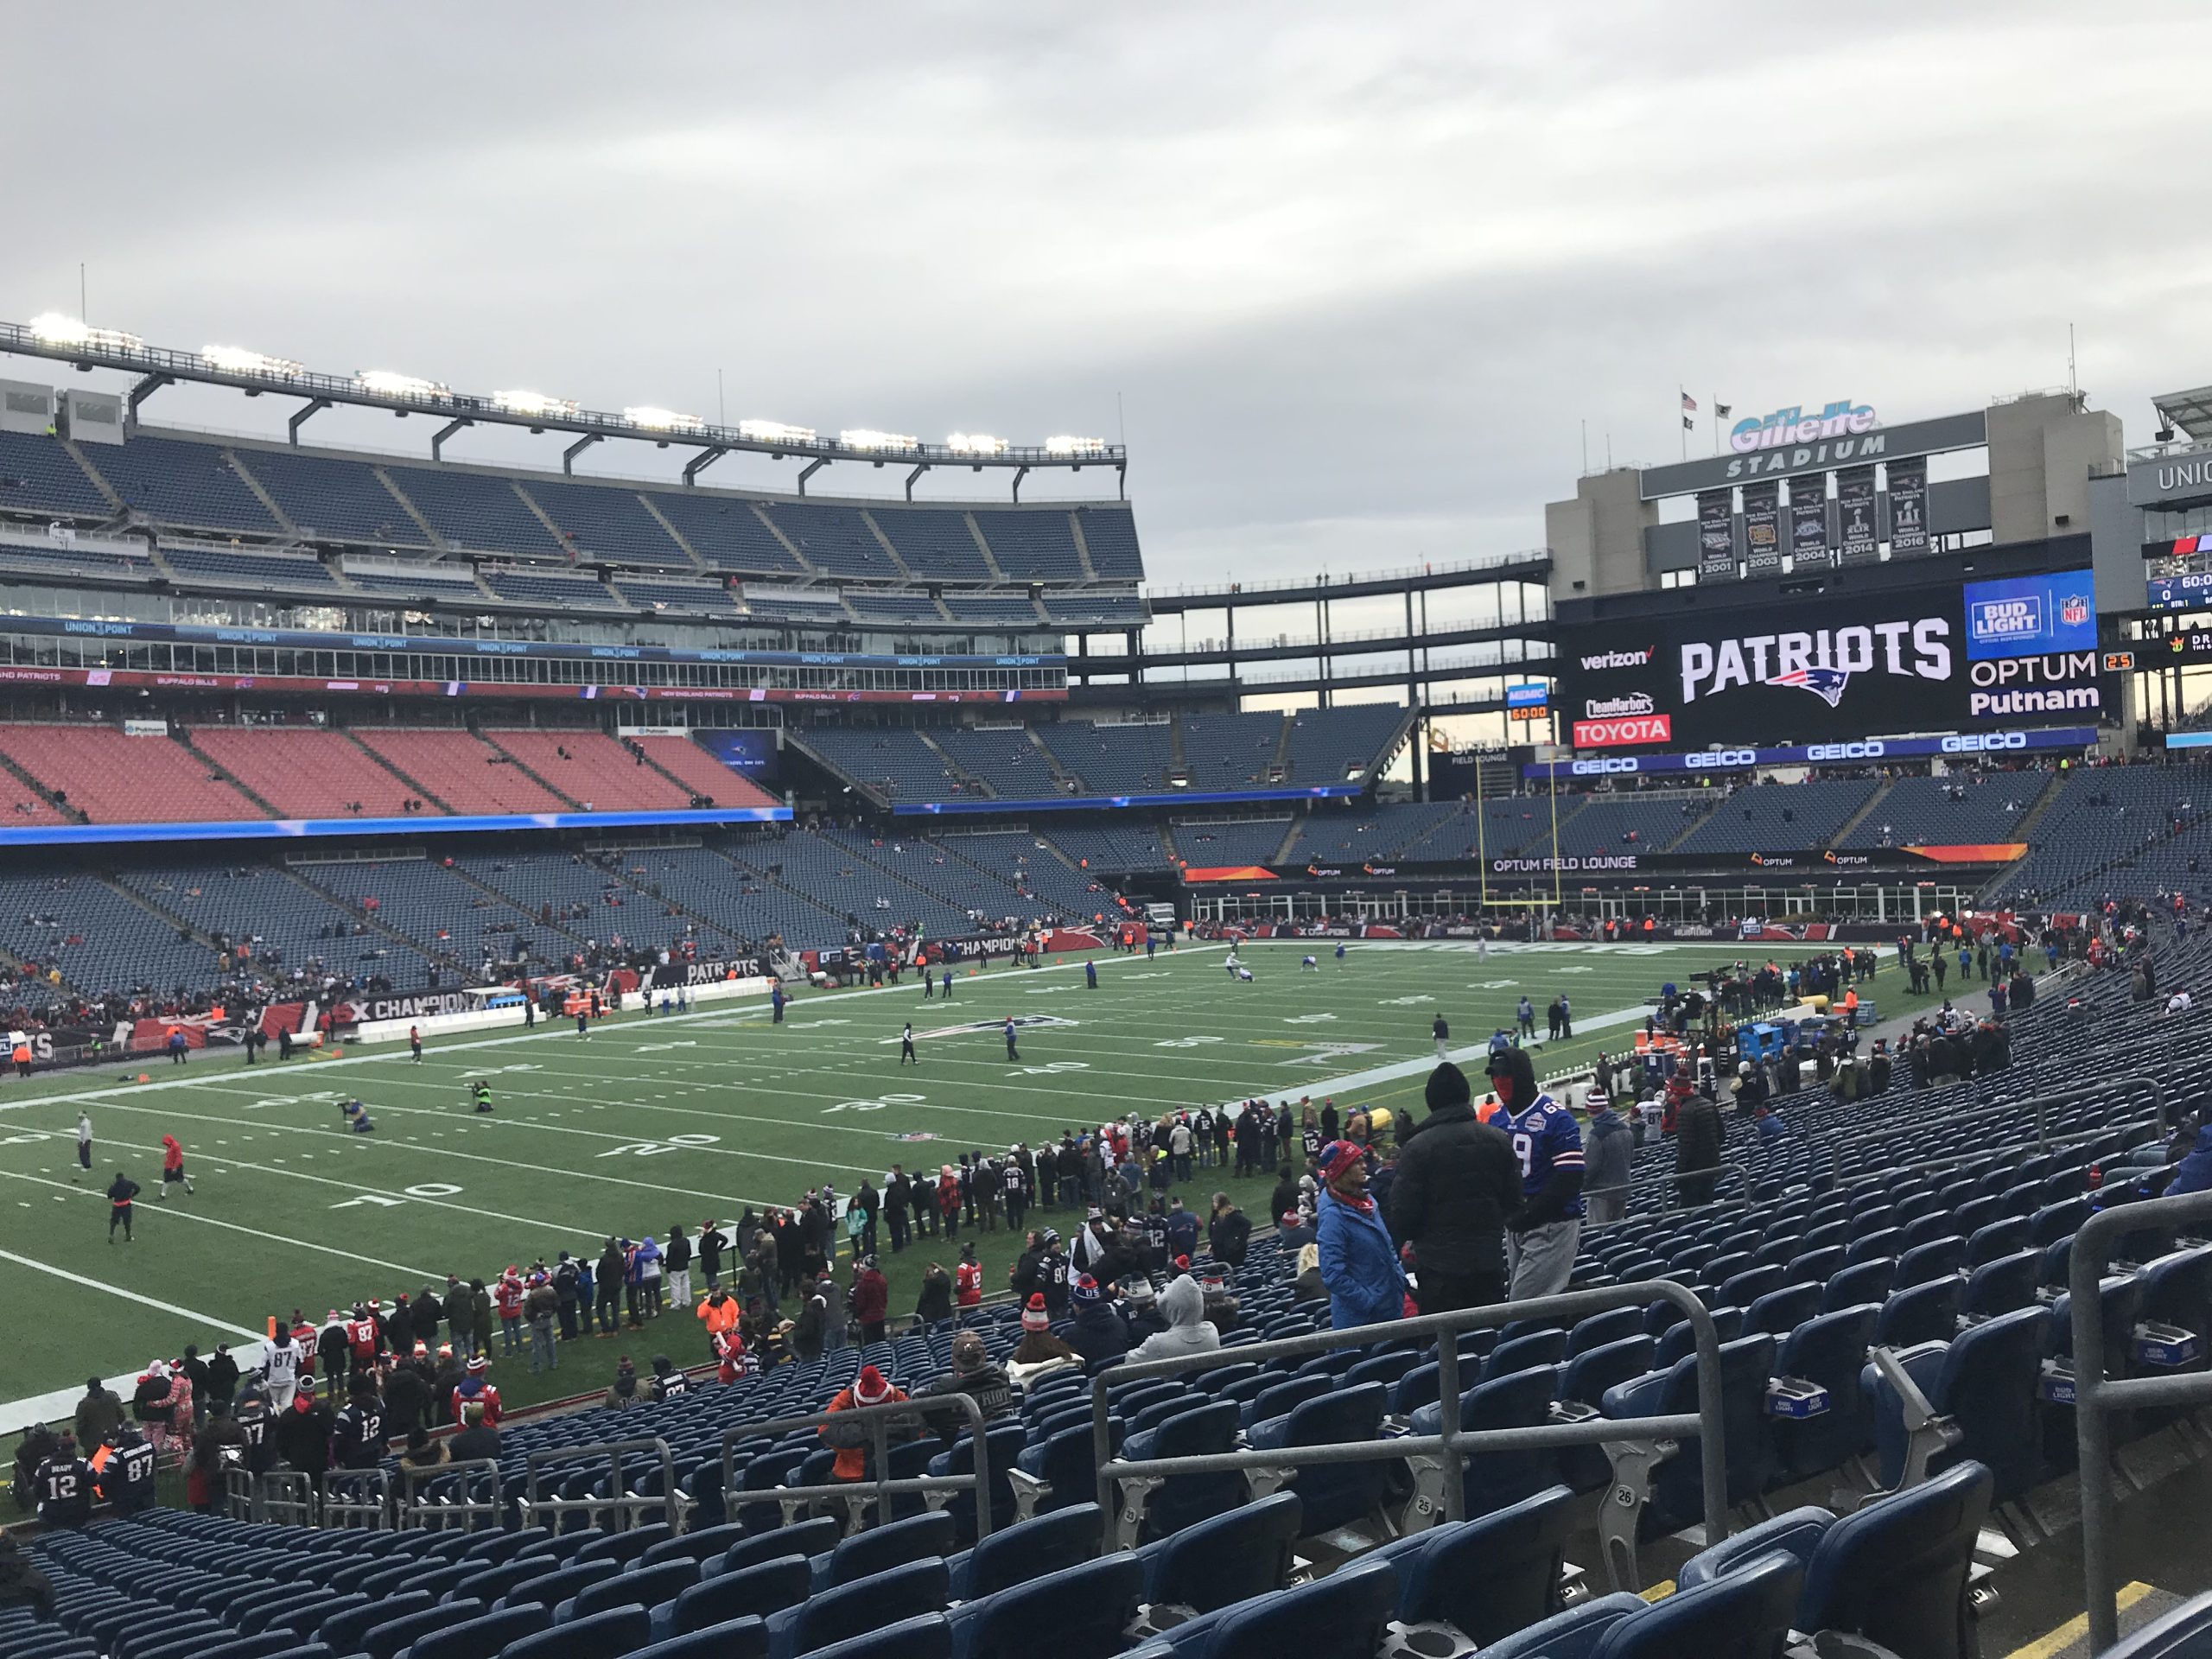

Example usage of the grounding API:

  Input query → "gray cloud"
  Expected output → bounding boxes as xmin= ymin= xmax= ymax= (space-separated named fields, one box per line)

xmin=3 ymin=1 xmax=2199 ymax=588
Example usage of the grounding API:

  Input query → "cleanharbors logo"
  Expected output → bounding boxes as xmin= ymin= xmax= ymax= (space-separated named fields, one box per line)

xmin=1583 ymin=691 xmax=1656 ymax=718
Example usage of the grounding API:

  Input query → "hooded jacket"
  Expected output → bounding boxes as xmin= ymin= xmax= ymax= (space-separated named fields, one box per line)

xmin=1584 ymin=1107 xmax=1633 ymax=1202
xmin=1065 ymin=1299 xmax=1132 ymax=1363
xmin=1130 ymin=1274 xmax=1220 ymax=1363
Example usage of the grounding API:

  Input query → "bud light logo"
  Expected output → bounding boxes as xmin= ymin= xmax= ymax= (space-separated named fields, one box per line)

xmin=1962 ymin=571 xmax=2097 ymax=660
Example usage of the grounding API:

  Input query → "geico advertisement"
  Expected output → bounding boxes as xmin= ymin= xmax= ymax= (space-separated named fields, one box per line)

xmin=1560 ymin=584 xmax=2109 ymax=747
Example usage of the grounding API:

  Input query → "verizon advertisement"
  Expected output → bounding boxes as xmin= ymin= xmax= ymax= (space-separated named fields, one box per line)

xmin=1558 ymin=573 xmax=2113 ymax=747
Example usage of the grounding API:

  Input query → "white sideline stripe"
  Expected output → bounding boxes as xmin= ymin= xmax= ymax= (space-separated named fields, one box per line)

xmin=0 ymin=1245 xmax=269 ymax=1427
xmin=0 ymin=942 xmax=1226 ymax=1116
xmin=0 ymin=1164 xmax=440 ymax=1278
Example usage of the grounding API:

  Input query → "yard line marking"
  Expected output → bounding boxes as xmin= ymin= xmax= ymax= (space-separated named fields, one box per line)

xmin=0 ymin=1244 xmax=267 ymax=1340
xmin=0 ymin=1166 xmax=441 ymax=1278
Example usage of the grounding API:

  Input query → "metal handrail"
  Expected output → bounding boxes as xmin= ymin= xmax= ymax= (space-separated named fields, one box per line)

xmin=1824 ymin=1076 xmax=2165 ymax=1182
xmin=522 ymin=1437 xmax=681 ymax=1534
xmin=321 ymin=1465 xmax=393 ymax=1530
xmin=2070 ymin=1187 xmax=2212 ymax=1653
xmin=1090 ymin=1279 xmax=1730 ymax=1570
xmin=397 ymin=1455 xmax=505 ymax=1531
xmin=718 ymin=1389 xmax=995 ymax=1539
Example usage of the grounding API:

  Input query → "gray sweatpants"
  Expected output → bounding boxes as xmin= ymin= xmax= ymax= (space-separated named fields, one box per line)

xmin=1507 ymin=1217 xmax=1580 ymax=1300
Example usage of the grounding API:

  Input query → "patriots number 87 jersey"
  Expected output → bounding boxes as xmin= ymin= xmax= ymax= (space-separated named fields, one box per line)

xmin=1503 ymin=1093 xmax=1586 ymax=1219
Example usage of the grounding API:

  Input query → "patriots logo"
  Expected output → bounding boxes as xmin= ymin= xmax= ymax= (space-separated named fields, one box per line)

xmin=1767 ymin=665 xmax=1853 ymax=707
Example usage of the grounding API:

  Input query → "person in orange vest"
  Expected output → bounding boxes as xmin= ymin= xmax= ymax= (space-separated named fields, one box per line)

xmin=696 ymin=1286 xmax=741 ymax=1348
xmin=10 ymin=1037 xmax=29 ymax=1078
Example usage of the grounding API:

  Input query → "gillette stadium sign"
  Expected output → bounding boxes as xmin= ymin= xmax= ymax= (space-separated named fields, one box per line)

xmin=1559 ymin=570 xmax=2112 ymax=747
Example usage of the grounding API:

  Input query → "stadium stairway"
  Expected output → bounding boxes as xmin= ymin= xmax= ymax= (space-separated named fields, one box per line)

xmin=1166 ymin=719 xmax=1188 ymax=785
xmin=916 ymin=733 xmax=985 ymax=799
xmin=1826 ymin=780 xmax=1893 ymax=849
xmin=1026 ymin=728 xmax=1078 ymax=796
xmin=1267 ymin=820 xmax=1300 ymax=865
xmin=1066 ymin=510 xmax=1103 ymax=582
xmin=174 ymin=733 xmax=285 ymax=820
xmin=0 ymin=749 xmax=83 ymax=823
xmin=340 ymin=730 xmax=459 ymax=815
xmin=105 ymin=871 xmax=283 ymax=986
xmin=1266 ymin=718 xmax=1293 ymax=784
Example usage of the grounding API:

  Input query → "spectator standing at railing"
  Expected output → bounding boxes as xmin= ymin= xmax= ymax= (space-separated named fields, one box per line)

xmin=1582 ymin=1089 xmax=1632 ymax=1226
xmin=1388 ymin=1063 xmax=1521 ymax=1313
xmin=1313 ymin=1141 xmax=1405 ymax=1330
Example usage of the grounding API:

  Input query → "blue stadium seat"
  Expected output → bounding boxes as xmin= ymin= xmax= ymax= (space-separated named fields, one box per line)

xmin=1877 ymin=1281 xmax=1963 ymax=1348
xmin=926 ymin=1424 xmax=1026 ymax=1544
xmin=1476 ymin=1594 xmax=1655 ymax=1659
xmin=1408 ymin=1364 xmax=1560 ymax=1522
xmin=796 ymin=1615 xmax=951 ymax=1659
xmin=621 ymin=1616 xmax=770 ymax=1659
xmin=560 ymin=1561 xmax=696 ymax=1624
xmin=946 ymin=1503 xmax=1101 ymax=1600
xmin=1245 ymin=1380 xmax=1388 ymax=1533
xmin=575 ymin=1526 xmax=673 ymax=1568
xmin=1772 ymin=1306 xmax=1878 ymax=1480
xmin=1896 ymin=1237 xmax=1968 ymax=1288
xmin=1155 ymin=1554 xmax=1396 ymax=1659
xmin=362 ymin=1599 xmax=488 ymax=1659
xmin=503 ymin=1605 xmax=654 ymax=1659
xmin=1587 ymin=1548 xmax=1801 ymax=1659
xmin=1372 ymin=1483 xmax=1575 ymax=1639
xmin=1797 ymin=1460 xmax=1993 ymax=1659
xmin=320 ymin=1591 xmax=433 ymax=1653
xmin=1604 ymin=1336 xmax=1777 ymax=1535
xmin=814 ymin=1512 xmax=957 ymax=1591
xmin=2093 ymin=1592 xmax=2212 ymax=1659
xmin=1961 ymin=1251 xmax=2040 ymax=1321
xmin=652 ymin=1554 xmax=810 ymax=1639
xmin=1557 ymin=1336 xmax=1656 ymax=1493
xmin=1867 ymin=1306 xmax=2049 ymax=1501
xmin=707 ymin=1520 xmax=842 ymax=1580
xmin=764 ymin=1558 xmax=950 ymax=1659
xmin=398 ymin=1604 xmax=551 ymax=1659
xmin=1118 ymin=1401 xmax=1243 ymax=1543
xmin=1122 ymin=1502 xmax=1290 ymax=1621
xmin=1677 ymin=1505 xmax=1836 ymax=1589
xmin=1745 ymin=1283 xmax=1821 ymax=1338
xmin=1824 ymin=1257 xmax=1896 ymax=1311
xmin=640 ymin=1524 xmax=750 ymax=1571
xmin=502 ymin=1559 xmax=620 ymax=1611
xmin=946 ymin=1554 xmax=1141 ymax=1659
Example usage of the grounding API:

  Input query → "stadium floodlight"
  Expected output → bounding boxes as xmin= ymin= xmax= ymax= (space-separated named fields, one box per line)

xmin=29 ymin=312 xmax=144 ymax=353
xmin=493 ymin=390 xmax=581 ymax=419
xmin=625 ymin=405 xmax=706 ymax=433
xmin=356 ymin=369 xmax=449 ymax=400
xmin=201 ymin=345 xmax=305 ymax=378
xmin=1043 ymin=435 xmax=1107 ymax=457
xmin=840 ymin=429 xmax=919 ymax=453
xmin=738 ymin=418 xmax=817 ymax=445
xmin=948 ymin=433 xmax=1009 ymax=456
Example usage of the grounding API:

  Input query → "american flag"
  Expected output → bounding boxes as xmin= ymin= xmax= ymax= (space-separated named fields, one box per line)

xmin=1681 ymin=392 xmax=1697 ymax=411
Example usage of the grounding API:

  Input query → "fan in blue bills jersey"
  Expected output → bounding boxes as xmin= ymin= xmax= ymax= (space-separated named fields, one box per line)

xmin=1484 ymin=1045 xmax=1585 ymax=1300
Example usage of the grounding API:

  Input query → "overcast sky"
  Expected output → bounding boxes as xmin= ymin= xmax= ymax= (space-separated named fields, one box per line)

xmin=5 ymin=2 xmax=2203 ymax=589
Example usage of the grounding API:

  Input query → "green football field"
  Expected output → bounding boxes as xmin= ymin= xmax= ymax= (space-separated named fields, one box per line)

xmin=0 ymin=938 xmax=1929 ymax=1421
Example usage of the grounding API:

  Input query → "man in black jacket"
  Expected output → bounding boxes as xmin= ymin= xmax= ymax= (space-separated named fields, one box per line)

xmin=1674 ymin=1090 xmax=1726 ymax=1207
xmin=1390 ymin=1062 xmax=1523 ymax=1313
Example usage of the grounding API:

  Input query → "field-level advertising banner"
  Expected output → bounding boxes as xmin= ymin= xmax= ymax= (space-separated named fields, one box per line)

xmin=1554 ymin=575 xmax=2114 ymax=746
xmin=1835 ymin=466 xmax=1879 ymax=565
xmin=1788 ymin=475 xmax=1829 ymax=568
xmin=1886 ymin=457 xmax=1929 ymax=557
xmin=1696 ymin=489 xmax=1737 ymax=581
xmin=1742 ymin=481 xmax=1783 ymax=578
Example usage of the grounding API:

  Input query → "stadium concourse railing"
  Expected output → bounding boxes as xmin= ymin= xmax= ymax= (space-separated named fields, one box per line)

xmin=2072 ymin=1188 xmax=2212 ymax=1654
xmin=1089 ymin=1280 xmax=1731 ymax=1592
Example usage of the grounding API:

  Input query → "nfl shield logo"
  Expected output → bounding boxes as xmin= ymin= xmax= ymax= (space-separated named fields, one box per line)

xmin=2061 ymin=594 xmax=2089 ymax=626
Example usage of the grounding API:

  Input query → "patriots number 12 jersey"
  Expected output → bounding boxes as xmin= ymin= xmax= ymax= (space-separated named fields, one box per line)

xmin=1502 ymin=1093 xmax=1586 ymax=1220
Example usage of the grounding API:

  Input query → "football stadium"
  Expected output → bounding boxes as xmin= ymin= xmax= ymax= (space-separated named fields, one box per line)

xmin=3 ymin=12 xmax=2212 ymax=1659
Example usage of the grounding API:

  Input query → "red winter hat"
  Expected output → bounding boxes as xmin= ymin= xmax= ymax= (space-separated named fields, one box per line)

xmin=1022 ymin=1293 xmax=1050 ymax=1332
xmin=854 ymin=1364 xmax=893 ymax=1404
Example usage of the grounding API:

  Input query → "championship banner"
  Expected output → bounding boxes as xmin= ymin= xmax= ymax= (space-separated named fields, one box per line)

xmin=1696 ymin=489 xmax=1737 ymax=582
xmin=1835 ymin=466 xmax=1879 ymax=565
xmin=1788 ymin=475 xmax=1829 ymax=568
xmin=1741 ymin=481 xmax=1782 ymax=579
xmin=1886 ymin=457 xmax=1929 ymax=557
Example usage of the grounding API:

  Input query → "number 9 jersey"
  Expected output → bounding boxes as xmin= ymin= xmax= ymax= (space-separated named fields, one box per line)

xmin=1501 ymin=1092 xmax=1586 ymax=1220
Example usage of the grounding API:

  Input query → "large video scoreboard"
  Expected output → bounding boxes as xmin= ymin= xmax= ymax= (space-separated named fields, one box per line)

xmin=1557 ymin=569 xmax=2111 ymax=748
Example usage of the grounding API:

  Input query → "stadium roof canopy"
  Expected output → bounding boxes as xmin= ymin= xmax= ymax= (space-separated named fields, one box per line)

xmin=2 ymin=315 xmax=1123 ymax=501
xmin=2152 ymin=385 xmax=2212 ymax=443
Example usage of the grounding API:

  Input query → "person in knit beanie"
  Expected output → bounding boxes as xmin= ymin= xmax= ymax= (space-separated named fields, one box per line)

xmin=1007 ymin=1294 xmax=1081 ymax=1389
xmin=821 ymin=1363 xmax=909 ymax=1482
